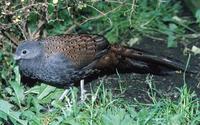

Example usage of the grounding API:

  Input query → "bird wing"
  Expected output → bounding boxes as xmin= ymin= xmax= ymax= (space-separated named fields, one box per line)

xmin=42 ymin=34 xmax=109 ymax=69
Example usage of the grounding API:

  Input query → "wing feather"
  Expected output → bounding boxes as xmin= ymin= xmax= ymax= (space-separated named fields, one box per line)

xmin=42 ymin=34 xmax=109 ymax=69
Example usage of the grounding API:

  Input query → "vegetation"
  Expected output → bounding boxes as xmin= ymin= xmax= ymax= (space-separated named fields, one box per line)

xmin=0 ymin=0 xmax=200 ymax=124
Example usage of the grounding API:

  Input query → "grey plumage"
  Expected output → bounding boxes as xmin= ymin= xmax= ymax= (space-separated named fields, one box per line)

xmin=15 ymin=41 xmax=74 ymax=87
xmin=14 ymin=34 xmax=108 ymax=88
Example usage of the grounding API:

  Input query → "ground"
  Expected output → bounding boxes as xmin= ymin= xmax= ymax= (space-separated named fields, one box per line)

xmin=83 ymin=37 xmax=200 ymax=103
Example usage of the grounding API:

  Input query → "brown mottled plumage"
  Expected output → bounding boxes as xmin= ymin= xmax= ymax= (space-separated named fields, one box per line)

xmin=43 ymin=34 xmax=109 ymax=69
xmin=14 ymin=34 xmax=192 ymax=88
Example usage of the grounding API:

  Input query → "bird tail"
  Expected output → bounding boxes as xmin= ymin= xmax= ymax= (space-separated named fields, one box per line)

xmin=110 ymin=45 xmax=195 ymax=75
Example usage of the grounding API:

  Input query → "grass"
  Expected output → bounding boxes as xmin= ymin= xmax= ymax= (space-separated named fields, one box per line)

xmin=1 ymin=0 xmax=200 ymax=124
xmin=0 ymin=59 xmax=200 ymax=124
xmin=0 ymin=50 xmax=200 ymax=124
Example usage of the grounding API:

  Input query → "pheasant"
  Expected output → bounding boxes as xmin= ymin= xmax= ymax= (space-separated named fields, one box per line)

xmin=14 ymin=34 xmax=192 ymax=100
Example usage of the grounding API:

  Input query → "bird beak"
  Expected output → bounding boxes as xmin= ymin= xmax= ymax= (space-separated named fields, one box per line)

xmin=13 ymin=54 xmax=21 ymax=60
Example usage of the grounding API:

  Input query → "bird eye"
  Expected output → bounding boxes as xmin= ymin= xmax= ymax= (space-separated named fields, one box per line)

xmin=22 ymin=50 xmax=28 ymax=55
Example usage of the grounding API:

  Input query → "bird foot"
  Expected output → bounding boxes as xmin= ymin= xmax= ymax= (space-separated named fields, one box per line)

xmin=59 ymin=89 xmax=70 ymax=101
xmin=59 ymin=80 xmax=87 ymax=103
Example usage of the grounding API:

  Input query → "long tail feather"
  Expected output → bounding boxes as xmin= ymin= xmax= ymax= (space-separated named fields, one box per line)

xmin=111 ymin=45 xmax=196 ymax=75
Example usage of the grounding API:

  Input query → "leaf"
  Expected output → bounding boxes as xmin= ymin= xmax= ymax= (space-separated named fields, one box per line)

xmin=127 ymin=37 xmax=140 ymax=47
xmin=22 ymin=111 xmax=41 ymax=125
xmin=195 ymin=9 xmax=200 ymax=23
xmin=14 ymin=66 xmax=21 ymax=84
xmin=26 ymin=84 xmax=63 ymax=103
xmin=49 ymin=116 xmax=64 ymax=125
xmin=28 ymin=12 xmax=39 ymax=32
xmin=105 ymin=26 xmax=119 ymax=44
xmin=0 ymin=52 xmax=2 ymax=60
xmin=25 ymin=85 xmax=43 ymax=94
xmin=10 ymin=66 xmax=25 ymax=107
xmin=167 ymin=34 xmax=177 ymax=48
xmin=0 ymin=100 xmax=27 ymax=125
xmin=0 ymin=111 xmax=7 ymax=121
xmin=37 ymin=85 xmax=56 ymax=100
xmin=191 ymin=46 xmax=200 ymax=55
xmin=167 ymin=23 xmax=177 ymax=48
xmin=169 ymin=23 xmax=178 ymax=31
xmin=102 ymin=108 xmax=134 ymax=125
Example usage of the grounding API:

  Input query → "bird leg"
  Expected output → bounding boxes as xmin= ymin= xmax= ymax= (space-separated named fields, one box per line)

xmin=80 ymin=79 xmax=86 ymax=102
xmin=59 ymin=80 xmax=86 ymax=102
xmin=59 ymin=89 xmax=70 ymax=100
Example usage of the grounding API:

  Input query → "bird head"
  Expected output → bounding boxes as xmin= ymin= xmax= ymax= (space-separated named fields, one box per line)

xmin=14 ymin=41 xmax=43 ymax=61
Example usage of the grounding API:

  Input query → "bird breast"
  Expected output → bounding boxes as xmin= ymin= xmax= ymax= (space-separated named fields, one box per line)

xmin=18 ymin=54 xmax=77 ymax=86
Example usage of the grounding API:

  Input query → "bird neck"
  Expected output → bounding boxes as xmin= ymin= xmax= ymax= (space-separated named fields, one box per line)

xmin=19 ymin=55 xmax=45 ymax=79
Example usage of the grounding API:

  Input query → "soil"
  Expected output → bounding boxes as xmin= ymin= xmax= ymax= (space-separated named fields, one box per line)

xmin=83 ymin=37 xmax=200 ymax=103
